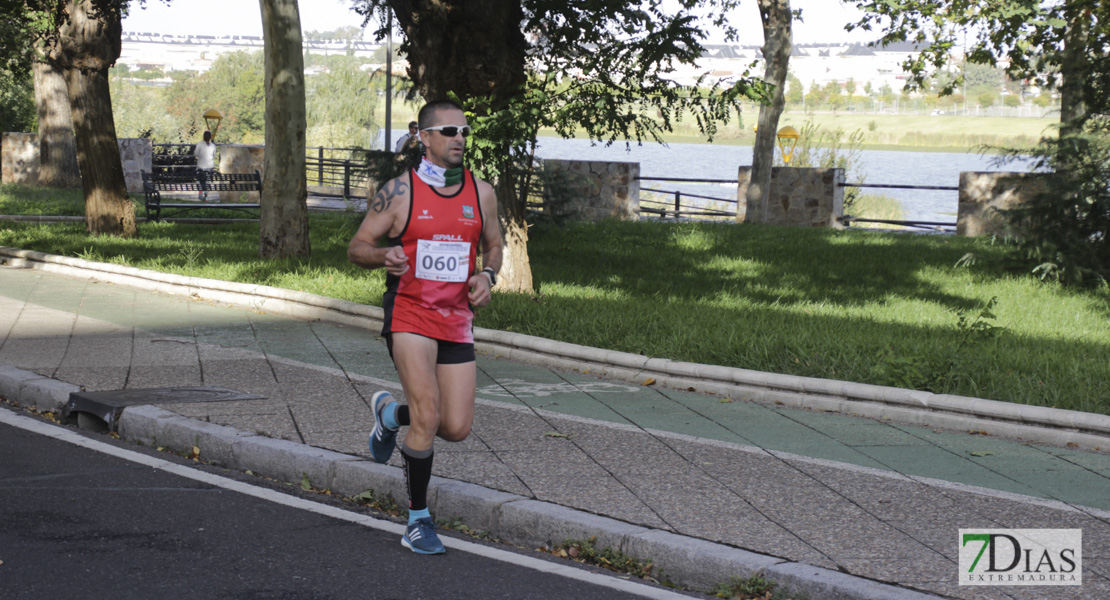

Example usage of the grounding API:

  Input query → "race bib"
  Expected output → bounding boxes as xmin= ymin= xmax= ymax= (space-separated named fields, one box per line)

xmin=415 ymin=239 xmax=471 ymax=282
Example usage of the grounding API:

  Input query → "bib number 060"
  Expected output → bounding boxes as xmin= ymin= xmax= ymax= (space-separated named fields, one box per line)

xmin=415 ymin=239 xmax=471 ymax=282
xmin=422 ymin=255 xmax=458 ymax=272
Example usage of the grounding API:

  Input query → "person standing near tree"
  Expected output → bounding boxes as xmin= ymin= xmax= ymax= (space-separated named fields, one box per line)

xmin=193 ymin=130 xmax=217 ymax=201
xmin=394 ymin=120 xmax=421 ymax=153
xmin=347 ymin=100 xmax=502 ymax=555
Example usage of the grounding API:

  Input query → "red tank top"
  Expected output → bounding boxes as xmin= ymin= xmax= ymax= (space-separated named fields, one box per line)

xmin=382 ymin=169 xmax=484 ymax=343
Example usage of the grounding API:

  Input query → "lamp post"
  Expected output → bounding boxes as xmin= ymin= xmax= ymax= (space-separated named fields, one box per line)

xmin=203 ymin=108 xmax=224 ymax=139
xmin=776 ymin=125 xmax=799 ymax=164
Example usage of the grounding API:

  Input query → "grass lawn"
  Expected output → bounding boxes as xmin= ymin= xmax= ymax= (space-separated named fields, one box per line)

xmin=1 ymin=184 xmax=1107 ymax=414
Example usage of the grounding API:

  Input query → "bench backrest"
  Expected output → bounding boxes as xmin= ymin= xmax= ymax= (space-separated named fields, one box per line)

xmin=142 ymin=170 xmax=262 ymax=191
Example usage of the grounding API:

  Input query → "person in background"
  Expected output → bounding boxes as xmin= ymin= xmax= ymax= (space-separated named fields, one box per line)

xmin=193 ymin=130 xmax=217 ymax=201
xmin=394 ymin=121 xmax=420 ymax=153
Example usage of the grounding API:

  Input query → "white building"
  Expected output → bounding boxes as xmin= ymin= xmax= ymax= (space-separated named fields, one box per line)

xmin=118 ymin=32 xmax=382 ymax=74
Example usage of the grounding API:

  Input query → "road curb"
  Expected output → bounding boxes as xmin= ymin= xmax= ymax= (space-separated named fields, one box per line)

xmin=1 ymin=366 xmax=939 ymax=599
xmin=3 ymin=245 xmax=1108 ymax=451
xmin=116 ymin=398 xmax=946 ymax=599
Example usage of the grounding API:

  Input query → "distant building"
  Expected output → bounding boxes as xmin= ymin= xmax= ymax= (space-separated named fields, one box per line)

xmin=118 ymin=32 xmax=381 ymax=75
xmin=116 ymin=32 xmax=953 ymax=96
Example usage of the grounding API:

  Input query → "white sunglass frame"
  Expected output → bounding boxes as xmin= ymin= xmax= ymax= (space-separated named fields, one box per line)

xmin=421 ymin=125 xmax=472 ymax=138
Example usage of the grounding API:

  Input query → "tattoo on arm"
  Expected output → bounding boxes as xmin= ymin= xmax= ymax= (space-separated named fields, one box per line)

xmin=371 ymin=179 xmax=408 ymax=213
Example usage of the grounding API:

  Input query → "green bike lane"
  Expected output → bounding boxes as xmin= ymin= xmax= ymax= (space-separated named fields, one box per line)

xmin=3 ymin=265 xmax=1109 ymax=513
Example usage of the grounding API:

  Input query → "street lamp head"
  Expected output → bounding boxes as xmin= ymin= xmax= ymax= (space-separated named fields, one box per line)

xmin=776 ymin=125 xmax=800 ymax=164
xmin=203 ymin=108 xmax=224 ymax=140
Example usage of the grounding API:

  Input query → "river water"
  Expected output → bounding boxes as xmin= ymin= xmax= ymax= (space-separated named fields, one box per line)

xmin=385 ymin=129 xmax=1033 ymax=224
xmin=534 ymin=137 xmax=1035 ymax=224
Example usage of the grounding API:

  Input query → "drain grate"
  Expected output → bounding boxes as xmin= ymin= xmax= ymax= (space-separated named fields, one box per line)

xmin=64 ymin=386 xmax=266 ymax=432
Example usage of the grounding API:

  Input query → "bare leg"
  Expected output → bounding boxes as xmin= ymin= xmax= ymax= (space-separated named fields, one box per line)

xmin=391 ymin=333 xmax=441 ymax=452
xmin=391 ymin=333 xmax=477 ymax=448
xmin=434 ymin=361 xmax=476 ymax=442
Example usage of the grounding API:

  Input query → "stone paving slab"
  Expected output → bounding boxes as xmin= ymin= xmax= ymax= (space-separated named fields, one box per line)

xmin=4 ymin=264 xmax=1110 ymax=599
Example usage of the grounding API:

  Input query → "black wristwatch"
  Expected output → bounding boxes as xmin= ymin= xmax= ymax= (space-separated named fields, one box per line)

xmin=481 ymin=267 xmax=497 ymax=286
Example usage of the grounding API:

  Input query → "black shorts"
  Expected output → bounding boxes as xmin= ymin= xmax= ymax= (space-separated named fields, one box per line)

xmin=384 ymin=333 xmax=475 ymax=365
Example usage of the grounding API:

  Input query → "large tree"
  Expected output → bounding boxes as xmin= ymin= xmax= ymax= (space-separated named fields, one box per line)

xmin=258 ymin=0 xmax=310 ymax=259
xmin=744 ymin=0 xmax=793 ymax=224
xmin=33 ymin=56 xmax=79 ymax=188
xmin=50 ymin=0 xmax=135 ymax=235
xmin=16 ymin=0 xmax=137 ymax=236
xmin=356 ymin=0 xmax=762 ymax=293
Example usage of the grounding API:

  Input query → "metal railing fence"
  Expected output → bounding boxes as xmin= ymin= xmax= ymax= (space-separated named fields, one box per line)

xmin=838 ymin=181 xmax=958 ymax=232
xmin=635 ymin=176 xmax=738 ymax=221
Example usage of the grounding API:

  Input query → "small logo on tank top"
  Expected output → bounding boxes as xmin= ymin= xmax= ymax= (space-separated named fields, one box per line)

xmin=433 ymin=234 xmax=464 ymax=241
xmin=418 ymin=209 xmax=434 ymax=220
xmin=462 ymin=205 xmax=474 ymax=219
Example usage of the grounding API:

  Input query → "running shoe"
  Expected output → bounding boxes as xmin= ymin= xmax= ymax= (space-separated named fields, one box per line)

xmin=402 ymin=516 xmax=445 ymax=554
xmin=369 ymin=391 xmax=399 ymax=463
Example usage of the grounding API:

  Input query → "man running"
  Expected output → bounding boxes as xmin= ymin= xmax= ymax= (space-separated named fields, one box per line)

xmin=347 ymin=100 xmax=502 ymax=555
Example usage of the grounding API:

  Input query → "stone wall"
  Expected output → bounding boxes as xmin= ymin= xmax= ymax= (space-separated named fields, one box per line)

xmin=217 ymin=144 xmax=265 ymax=202
xmin=542 ymin=159 xmax=639 ymax=221
xmin=957 ymin=171 xmax=1051 ymax=237
xmin=737 ymin=166 xmax=844 ymax=228
xmin=1 ymin=133 xmax=40 ymax=185
xmin=118 ymin=138 xmax=152 ymax=193
xmin=2 ymin=132 xmax=151 ymax=193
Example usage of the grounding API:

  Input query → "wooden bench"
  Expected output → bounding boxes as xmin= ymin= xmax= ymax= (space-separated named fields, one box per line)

xmin=141 ymin=170 xmax=262 ymax=222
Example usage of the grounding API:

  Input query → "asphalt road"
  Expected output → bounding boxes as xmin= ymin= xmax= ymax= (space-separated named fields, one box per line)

xmin=0 ymin=406 xmax=697 ymax=600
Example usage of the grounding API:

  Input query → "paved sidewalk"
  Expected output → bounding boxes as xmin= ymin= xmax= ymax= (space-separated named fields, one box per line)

xmin=1 ymin=263 xmax=1109 ymax=599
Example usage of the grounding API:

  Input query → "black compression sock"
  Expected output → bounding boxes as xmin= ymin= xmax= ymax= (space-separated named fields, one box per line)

xmin=401 ymin=443 xmax=433 ymax=512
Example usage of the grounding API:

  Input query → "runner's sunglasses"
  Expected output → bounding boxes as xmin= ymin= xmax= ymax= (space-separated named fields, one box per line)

xmin=422 ymin=125 xmax=472 ymax=138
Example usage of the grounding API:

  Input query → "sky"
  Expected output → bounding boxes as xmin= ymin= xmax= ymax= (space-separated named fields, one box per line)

xmin=122 ymin=0 xmax=876 ymax=46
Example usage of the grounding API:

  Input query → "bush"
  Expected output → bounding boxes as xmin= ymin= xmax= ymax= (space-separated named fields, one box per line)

xmin=779 ymin=121 xmax=866 ymax=212
xmin=1000 ymin=119 xmax=1110 ymax=287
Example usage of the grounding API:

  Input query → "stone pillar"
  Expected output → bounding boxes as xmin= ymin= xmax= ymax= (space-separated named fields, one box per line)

xmin=737 ymin=166 xmax=844 ymax=227
xmin=217 ymin=144 xmax=265 ymax=202
xmin=118 ymin=138 xmax=152 ymax=193
xmin=1 ymin=132 xmax=40 ymax=185
xmin=957 ymin=171 xmax=1050 ymax=237
xmin=541 ymin=159 xmax=639 ymax=221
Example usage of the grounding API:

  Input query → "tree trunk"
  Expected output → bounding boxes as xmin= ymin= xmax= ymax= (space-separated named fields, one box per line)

xmin=742 ymin=0 xmax=792 ymax=224
xmin=33 ymin=58 xmax=80 ymax=188
xmin=1058 ymin=1 xmax=1090 ymax=166
xmin=388 ymin=0 xmax=533 ymax=292
xmin=259 ymin=0 xmax=310 ymax=259
xmin=51 ymin=0 xmax=135 ymax=237
xmin=495 ymin=175 xmax=533 ymax=293
xmin=388 ymin=0 xmax=527 ymax=102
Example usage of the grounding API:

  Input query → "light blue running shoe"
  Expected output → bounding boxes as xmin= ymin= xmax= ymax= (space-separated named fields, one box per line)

xmin=402 ymin=517 xmax=445 ymax=555
xmin=369 ymin=391 xmax=399 ymax=464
